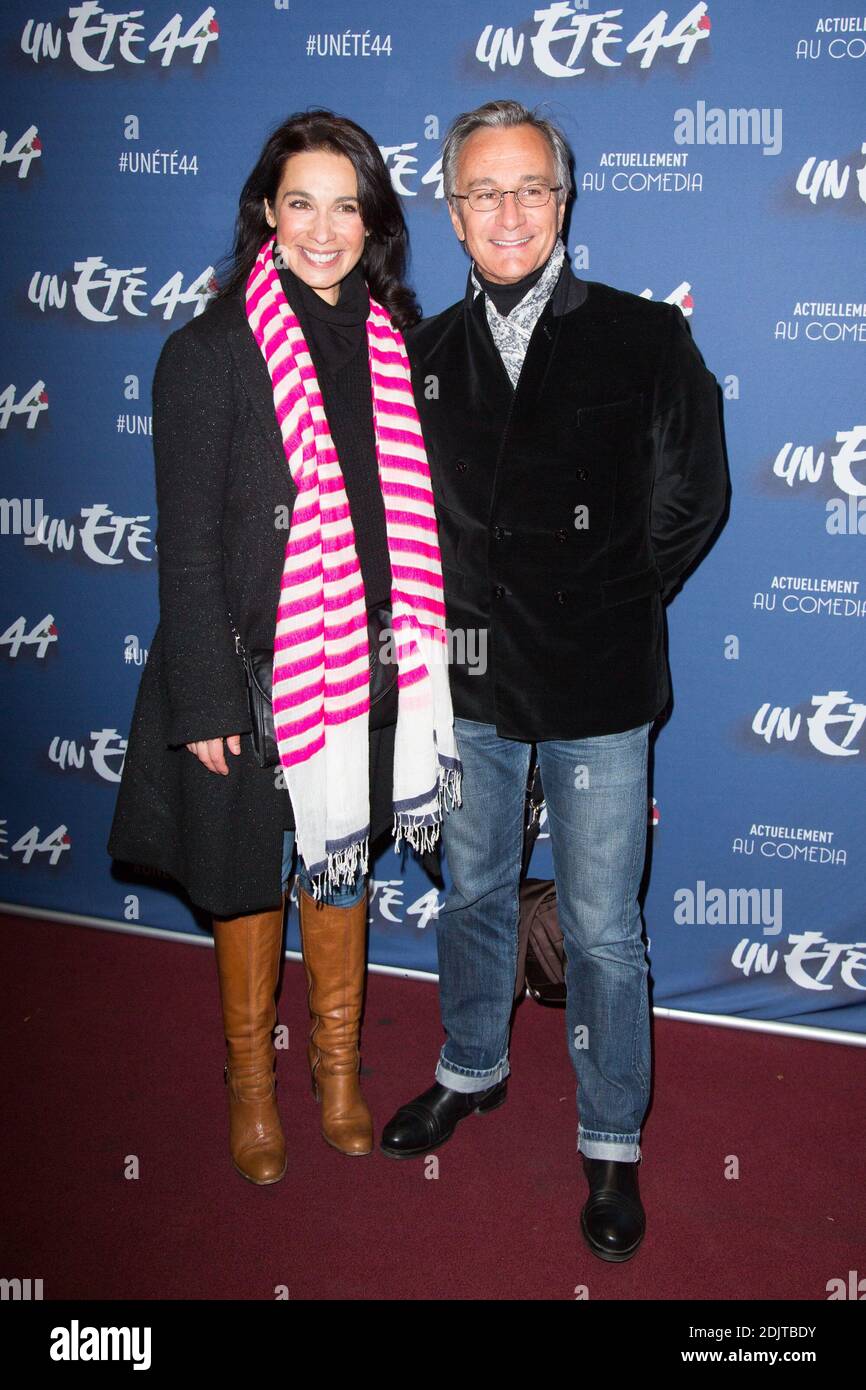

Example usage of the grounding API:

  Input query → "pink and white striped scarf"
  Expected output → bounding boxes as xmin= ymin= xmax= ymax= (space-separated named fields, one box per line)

xmin=245 ymin=237 xmax=461 ymax=893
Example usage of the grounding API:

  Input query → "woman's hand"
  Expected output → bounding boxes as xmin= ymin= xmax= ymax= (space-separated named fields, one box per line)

xmin=185 ymin=735 xmax=242 ymax=775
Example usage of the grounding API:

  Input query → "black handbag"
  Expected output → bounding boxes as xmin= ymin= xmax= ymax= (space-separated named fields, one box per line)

xmin=231 ymin=606 xmax=399 ymax=769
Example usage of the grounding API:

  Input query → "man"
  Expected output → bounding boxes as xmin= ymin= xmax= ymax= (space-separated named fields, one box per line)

xmin=380 ymin=100 xmax=728 ymax=1263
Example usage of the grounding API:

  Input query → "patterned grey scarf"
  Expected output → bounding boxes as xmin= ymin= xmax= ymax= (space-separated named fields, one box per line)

xmin=470 ymin=238 xmax=566 ymax=388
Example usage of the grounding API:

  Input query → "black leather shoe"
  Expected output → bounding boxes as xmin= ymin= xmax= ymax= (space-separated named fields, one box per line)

xmin=580 ymin=1154 xmax=646 ymax=1262
xmin=380 ymin=1079 xmax=508 ymax=1159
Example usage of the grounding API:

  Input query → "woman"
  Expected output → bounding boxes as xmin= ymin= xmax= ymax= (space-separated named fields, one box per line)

xmin=108 ymin=110 xmax=461 ymax=1184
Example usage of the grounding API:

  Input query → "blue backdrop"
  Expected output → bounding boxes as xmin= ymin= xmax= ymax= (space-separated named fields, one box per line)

xmin=2 ymin=0 xmax=865 ymax=1036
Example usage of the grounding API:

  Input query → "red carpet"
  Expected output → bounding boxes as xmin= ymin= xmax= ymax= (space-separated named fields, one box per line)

xmin=1 ymin=912 xmax=864 ymax=1301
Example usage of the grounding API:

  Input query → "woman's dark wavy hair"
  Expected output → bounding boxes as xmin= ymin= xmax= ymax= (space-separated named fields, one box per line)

xmin=214 ymin=109 xmax=420 ymax=330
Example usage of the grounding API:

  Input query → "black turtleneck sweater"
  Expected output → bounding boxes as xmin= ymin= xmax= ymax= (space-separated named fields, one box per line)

xmin=275 ymin=255 xmax=392 ymax=609
xmin=473 ymin=259 xmax=547 ymax=316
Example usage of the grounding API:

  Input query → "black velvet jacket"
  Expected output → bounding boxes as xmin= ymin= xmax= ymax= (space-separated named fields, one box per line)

xmin=405 ymin=262 xmax=729 ymax=741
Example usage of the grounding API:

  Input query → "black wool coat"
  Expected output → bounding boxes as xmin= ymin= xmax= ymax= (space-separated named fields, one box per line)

xmin=107 ymin=288 xmax=395 ymax=917
xmin=405 ymin=264 xmax=730 ymax=740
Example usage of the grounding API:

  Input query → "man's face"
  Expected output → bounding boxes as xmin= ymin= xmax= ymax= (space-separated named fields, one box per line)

xmin=447 ymin=124 xmax=565 ymax=284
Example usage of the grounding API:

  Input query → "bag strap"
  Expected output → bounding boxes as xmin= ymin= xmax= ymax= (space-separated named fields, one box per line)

xmin=521 ymin=751 xmax=545 ymax=879
xmin=515 ymin=754 xmax=549 ymax=1002
xmin=230 ymin=605 xmax=393 ymax=668
xmin=227 ymin=609 xmax=245 ymax=659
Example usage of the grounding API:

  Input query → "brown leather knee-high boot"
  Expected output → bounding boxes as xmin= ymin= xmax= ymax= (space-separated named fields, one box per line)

xmin=298 ymin=888 xmax=373 ymax=1156
xmin=212 ymin=899 xmax=287 ymax=1184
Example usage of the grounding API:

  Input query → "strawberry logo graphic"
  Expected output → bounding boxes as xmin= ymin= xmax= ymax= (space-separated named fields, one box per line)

xmin=208 ymin=17 xmax=219 ymax=33
xmin=31 ymin=135 xmax=42 ymax=151
xmin=681 ymin=292 xmax=694 ymax=310
xmin=39 ymin=390 xmax=48 ymax=404
xmin=61 ymin=834 xmax=71 ymax=845
xmin=49 ymin=623 xmax=58 ymax=635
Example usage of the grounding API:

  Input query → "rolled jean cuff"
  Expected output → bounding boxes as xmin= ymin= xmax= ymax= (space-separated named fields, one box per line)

xmin=435 ymin=1047 xmax=510 ymax=1094
xmin=578 ymin=1127 xmax=641 ymax=1163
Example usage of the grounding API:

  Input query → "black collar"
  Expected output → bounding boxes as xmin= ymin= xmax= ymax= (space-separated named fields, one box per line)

xmin=464 ymin=254 xmax=588 ymax=318
xmin=275 ymin=256 xmax=368 ymax=377
xmin=277 ymin=256 xmax=369 ymax=327
xmin=473 ymin=260 xmax=547 ymax=316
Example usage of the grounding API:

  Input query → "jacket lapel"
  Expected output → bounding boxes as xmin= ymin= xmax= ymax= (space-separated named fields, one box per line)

xmin=512 ymin=297 xmax=561 ymax=408
xmin=225 ymin=298 xmax=293 ymax=483
xmin=465 ymin=283 xmax=515 ymax=415
xmin=464 ymin=267 xmax=567 ymax=414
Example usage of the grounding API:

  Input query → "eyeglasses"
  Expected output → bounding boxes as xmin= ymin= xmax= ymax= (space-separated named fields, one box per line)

xmin=451 ymin=184 xmax=563 ymax=212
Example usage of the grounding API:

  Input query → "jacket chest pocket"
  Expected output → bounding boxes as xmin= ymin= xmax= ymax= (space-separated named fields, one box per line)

xmin=574 ymin=392 xmax=645 ymax=449
xmin=575 ymin=392 xmax=649 ymax=493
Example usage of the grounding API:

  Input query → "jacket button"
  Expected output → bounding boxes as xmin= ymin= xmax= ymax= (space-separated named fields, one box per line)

xmin=455 ymin=458 xmax=468 ymax=473
xmin=555 ymin=590 xmax=567 ymax=604
xmin=576 ymin=467 xmax=589 ymax=481
xmin=493 ymin=526 xmax=504 ymax=541
xmin=554 ymin=528 xmax=567 ymax=543
xmin=494 ymin=584 xmax=506 ymax=599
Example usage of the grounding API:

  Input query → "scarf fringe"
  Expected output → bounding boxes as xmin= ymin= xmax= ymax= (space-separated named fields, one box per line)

xmin=308 ymin=764 xmax=463 ymax=899
xmin=440 ymin=763 xmax=463 ymax=814
xmin=392 ymin=764 xmax=463 ymax=855
xmin=308 ymin=835 xmax=370 ymax=902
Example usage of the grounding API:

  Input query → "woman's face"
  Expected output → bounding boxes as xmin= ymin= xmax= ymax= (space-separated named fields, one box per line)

xmin=264 ymin=150 xmax=368 ymax=304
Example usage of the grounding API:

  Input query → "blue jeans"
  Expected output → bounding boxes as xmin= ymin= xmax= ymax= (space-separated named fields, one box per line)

xmin=437 ymin=717 xmax=653 ymax=1162
xmin=280 ymin=830 xmax=366 ymax=907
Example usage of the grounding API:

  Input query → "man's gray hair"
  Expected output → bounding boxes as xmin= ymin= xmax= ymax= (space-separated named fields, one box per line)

xmin=441 ymin=100 xmax=573 ymax=204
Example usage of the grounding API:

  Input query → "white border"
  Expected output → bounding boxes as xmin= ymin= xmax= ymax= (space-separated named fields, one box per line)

xmin=3 ymin=901 xmax=865 ymax=1048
